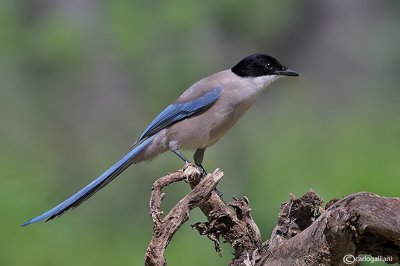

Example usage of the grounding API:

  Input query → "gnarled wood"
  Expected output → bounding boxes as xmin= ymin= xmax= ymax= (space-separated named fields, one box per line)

xmin=144 ymin=166 xmax=400 ymax=266
xmin=145 ymin=166 xmax=223 ymax=266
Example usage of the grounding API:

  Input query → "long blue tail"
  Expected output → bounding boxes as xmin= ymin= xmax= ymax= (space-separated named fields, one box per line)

xmin=22 ymin=136 xmax=155 ymax=226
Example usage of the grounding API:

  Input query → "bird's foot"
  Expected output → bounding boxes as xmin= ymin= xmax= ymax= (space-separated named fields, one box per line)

xmin=214 ymin=188 xmax=223 ymax=198
xmin=196 ymin=164 xmax=207 ymax=178
xmin=183 ymin=163 xmax=205 ymax=183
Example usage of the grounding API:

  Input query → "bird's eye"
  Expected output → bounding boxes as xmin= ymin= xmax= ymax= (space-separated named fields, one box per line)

xmin=266 ymin=63 xmax=273 ymax=70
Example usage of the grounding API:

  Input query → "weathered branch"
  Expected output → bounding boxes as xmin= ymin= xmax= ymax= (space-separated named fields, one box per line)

xmin=252 ymin=192 xmax=400 ymax=266
xmin=144 ymin=166 xmax=400 ymax=266
xmin=145 ymin=166 xmax=223 ymax=266
xmin=188 ymin=169 xmax=262 ymax=257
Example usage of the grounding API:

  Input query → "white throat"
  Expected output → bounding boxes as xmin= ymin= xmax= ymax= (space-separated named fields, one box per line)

xmin=235 ymin=74 xmax=281 ymax=104
xmin=252 ymin=75 xmax=281 ymax=91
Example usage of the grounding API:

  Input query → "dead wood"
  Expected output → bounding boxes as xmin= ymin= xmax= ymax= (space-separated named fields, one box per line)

xmin=144 ymin=166 xmax=400 ymax=266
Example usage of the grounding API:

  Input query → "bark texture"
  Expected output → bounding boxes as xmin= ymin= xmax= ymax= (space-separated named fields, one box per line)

xmin=144 ymin=165 xmax=400 ymax=266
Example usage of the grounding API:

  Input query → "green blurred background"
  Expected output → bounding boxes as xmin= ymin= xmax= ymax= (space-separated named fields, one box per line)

xmin=1 ymin=0 xmax=399 ymax=265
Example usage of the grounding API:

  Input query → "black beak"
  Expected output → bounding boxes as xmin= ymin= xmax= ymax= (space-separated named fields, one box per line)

xmin=274 ymin=67 xmax=299 ymax=76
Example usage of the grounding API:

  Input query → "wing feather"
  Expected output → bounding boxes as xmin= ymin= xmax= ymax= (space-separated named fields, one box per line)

xmin=136 ymin=85 xmax=222 ymax=143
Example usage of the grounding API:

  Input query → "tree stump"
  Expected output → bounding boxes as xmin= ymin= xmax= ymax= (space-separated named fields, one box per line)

xmin=144 ymin=165 xmax=400 ymax=266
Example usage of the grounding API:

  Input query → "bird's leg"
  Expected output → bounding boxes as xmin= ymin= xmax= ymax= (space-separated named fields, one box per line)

xmin=193 ymin=148 xmax=205 ymax=165
xmin=193 ymin=148 xmax=221 ymax=197
xmin=171 ymin=149 xmax=191 ymax=163
xmin=193 ymin=148 xmax=207 ymax=177
xmin=171 ymin=149 xmax=207 ymax=177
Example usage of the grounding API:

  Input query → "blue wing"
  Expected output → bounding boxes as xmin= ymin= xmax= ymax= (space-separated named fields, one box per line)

xmin=135 ymin=85 xmax=222 ymax=144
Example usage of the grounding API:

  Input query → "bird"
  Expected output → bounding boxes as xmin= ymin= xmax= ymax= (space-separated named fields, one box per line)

xmin=22 ymin=53 xmax=299 ymax=226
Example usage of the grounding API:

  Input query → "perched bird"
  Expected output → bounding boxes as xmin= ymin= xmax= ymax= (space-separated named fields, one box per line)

xmin=23 ymin=54 xmax=298 ymax=226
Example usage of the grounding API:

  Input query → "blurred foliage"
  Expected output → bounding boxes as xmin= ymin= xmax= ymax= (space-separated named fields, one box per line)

xmin=1 ymin=0 xmax=399 ymax=265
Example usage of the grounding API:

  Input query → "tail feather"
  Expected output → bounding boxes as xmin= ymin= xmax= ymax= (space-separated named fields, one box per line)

xmin=22 ymin=136 xmax=155 ymax=226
